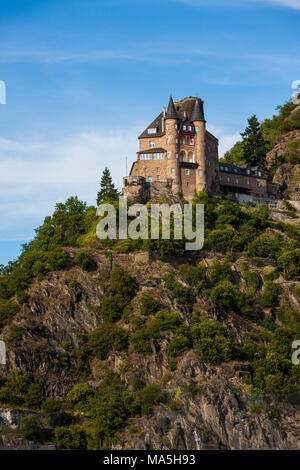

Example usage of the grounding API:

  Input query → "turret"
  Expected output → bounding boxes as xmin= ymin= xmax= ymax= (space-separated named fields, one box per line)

xmin=192 ymin=99 xmax=206 ymax=190
xmin=165 ymin=96 xmax=181 ymax=194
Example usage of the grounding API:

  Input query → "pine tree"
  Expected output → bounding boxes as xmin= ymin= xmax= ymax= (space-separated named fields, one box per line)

xmin=241 ymin=115 xmax=267 ymax=168
xmin=97 ymin=167 xmax=119 ymax=205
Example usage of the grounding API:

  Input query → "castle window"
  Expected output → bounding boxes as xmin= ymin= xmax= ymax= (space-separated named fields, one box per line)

xmin=171 ymin=168 xmax=175 ymax=173
xmin=148 ymin=176 xmax=152 ymax=182
xmin=227 ymin=177 xmax=230 ymax=182
xmin=219 ymin=175 xmax=222 ymax=181
xmin=144 ymin=168 xmax=147 ymax=172
xmin=157 ymin=167 xmax=160 ymax=172
xmin=175 ymin=153 xmax=178 ymax=158
xmin=195 ymin=126 xmax=199 ymax=132
xmin=220 ymin=165 xmax=224 ymax=171
xmin=157 ymin=175 xmax=160 ymax=180
xmin=166 ymin=137 xmax=170 ymax=144
xmin=148 ymin=128 xmax=157 ymax=134
xmin=247 ymin=180 xmax=250 ymax=185
xmin=236 ymin=178 xmax=239 ymax=183
xmin=150 ymin=141 xmax=155 ymax=148
xmin=188 ymin=126 xmax=192 ymax=131
xmin=167 ymin=153 xmax=170 ymax=159
xmin=175 ymin=138 xmax=178 ymax=143
xmin=185 ymin=169 xmax=190 ymax=175
xmin=183 ymin=125 xmax=186 ymax=131
xmin=198 ymin=170 xmax=203 ymax=176
xmin=174 ymin=124 xmax=177 ymax=129
xmin=166 ymin=124 xmax=169 ymax=130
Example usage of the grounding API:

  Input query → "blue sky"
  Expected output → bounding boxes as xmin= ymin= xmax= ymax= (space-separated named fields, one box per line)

xmin=0 ymin=0 xmax=299 ymax=265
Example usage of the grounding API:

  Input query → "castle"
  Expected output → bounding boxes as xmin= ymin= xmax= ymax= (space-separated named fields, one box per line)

xmin=123 ymin=96 xmax=280 ymax=204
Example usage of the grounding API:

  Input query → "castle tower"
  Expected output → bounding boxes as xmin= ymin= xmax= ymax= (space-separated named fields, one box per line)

xmin=165 ymin=96 xmax=181 ymax=194
xmin=191 ymin=99 xmax=206 ymax=191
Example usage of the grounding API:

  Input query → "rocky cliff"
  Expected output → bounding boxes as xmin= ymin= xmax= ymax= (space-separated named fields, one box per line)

xmin=0 ymin=247 xmax=299 ymax=450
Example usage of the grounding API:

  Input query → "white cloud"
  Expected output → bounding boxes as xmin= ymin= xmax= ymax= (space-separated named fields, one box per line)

xmin=0 ymin=127 xmax=139 ymax=239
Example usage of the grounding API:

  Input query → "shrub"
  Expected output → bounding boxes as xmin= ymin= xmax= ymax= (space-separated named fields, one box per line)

xmin=130 ymin=328 xmax=151 ymax=354
xmin=101 ymin=294 xmax=124 ymax=322
xmin=210 ymin=260 xmax=232 ymax=283
xmin=132 ymin=384 xmax=161 ymax=416
xmin=74 ymin=252 xmax=95 ymax=271
xmin=88 ymin=323 xmax=129 ymax=360
xmin=66 ymin=383 xmax=94 ymax=411
xmin=260 ymin=281 xmax=282 ymax=308
xmin=191 ymin=318 xmax=236 ymax=365
xmin=41 ymin=398 xmax=61 ymax=413
xmin=241 ymin=264 xmax=260 ymax=293
xmin=25 ymin=383 xmax=44 ymax=409
xmin=54 ymin=425 xmax=87 ymax=450
xmin=210 ymin=280 xmax=236 ymax=309
xmin=147 ymin=311 xmax=180 ymax=338
xmin=277 ymin=250 xmax=300 ymax=278
xmin=8 ymin=324 xmax=24 ymax=342
xmin=0 ymin=300 xmax=18 ymax=325
xmin=205 ymin=229 xmax=234 ymax=253
xmin=108 ymin=265 xmax=137 ymax=302
xmin=20 ymin=416 xmax=44 ymax=442
xmin=168 ymin=334 xmax=191 ymax=357
xmin=140 ymin=292 xmax=159 ymax=316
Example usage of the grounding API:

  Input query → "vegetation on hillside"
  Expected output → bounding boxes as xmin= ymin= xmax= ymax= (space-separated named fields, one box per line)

xmin=222 ymin=100 xmax=300 ymax=171
xmin=0 ymin=167 xmax=299 ymax=449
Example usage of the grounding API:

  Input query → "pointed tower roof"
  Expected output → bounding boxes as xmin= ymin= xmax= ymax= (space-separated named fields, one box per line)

xmin=191 ymin=99 xmax=205 ymax=122
xmin=166 ymin=96 xmax=179 ymax=119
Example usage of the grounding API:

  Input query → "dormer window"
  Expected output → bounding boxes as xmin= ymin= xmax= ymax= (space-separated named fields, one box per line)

xmin=147 ymin=128 xmax=157 ymax=135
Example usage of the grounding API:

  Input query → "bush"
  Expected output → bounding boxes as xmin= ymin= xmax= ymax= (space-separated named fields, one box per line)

xmin=66 ymin=383 xmax=94 ymax=411
xmin=74 ymin=252 xmax=95 ymax=271
xmin=20 ymin=416 xmax=44 ymax=442
xmin=8 ymin=324 xmax=24 ymax=342
xmin=0 ymin=300 xmax=18 ymax=325
xmin=41 ymin=398 xmax=61 ymax=413
xmin=25 ymin=384 xmax=44 ymax=409
xmin=130 ymin=328 xmax=151 ymax=354
xmin=241 ymin=264 xmax=260 ymax=293
xmin=168 ymin=334 xmax=191 ymax=357
xmin=109 ymin=265 xmax=137 ymax=302
xmin=140 ymin=292 xmax=159 ymax=316
xmin=210 ymin=260 xmax=232 ymax=283
xmin=54 ymin=425 xmax=87 ymax=450
xmin=191 ymin=318 xmax=236 ymax=365
xmin=101 ymin=295 xmax=124 ymax=322
xmin=277 ymin=250 xmax=300 ymax=278
xmin=132 ymin=384 xmax=161 ymax=416
xmin=88 ymin=323 xmax=129 ymax=360
xmin=260 ymin=281 xmax=282 ymax=308
xmin=210 ymin=280 xmax=236 ymax=309
xmin=205 ymin=229 xmax=234 ymax=253
xmin=147 ymin=311 xmax=180 ymax=338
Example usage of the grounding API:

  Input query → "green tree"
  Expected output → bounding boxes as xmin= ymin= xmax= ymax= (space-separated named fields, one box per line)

xmin=241 ymin=115 xmax=267 ymax=168
xmin=20 ymin=416 xmax=44 ymax=442
xmin=97 ymin=167 xmax=120 ymax=205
